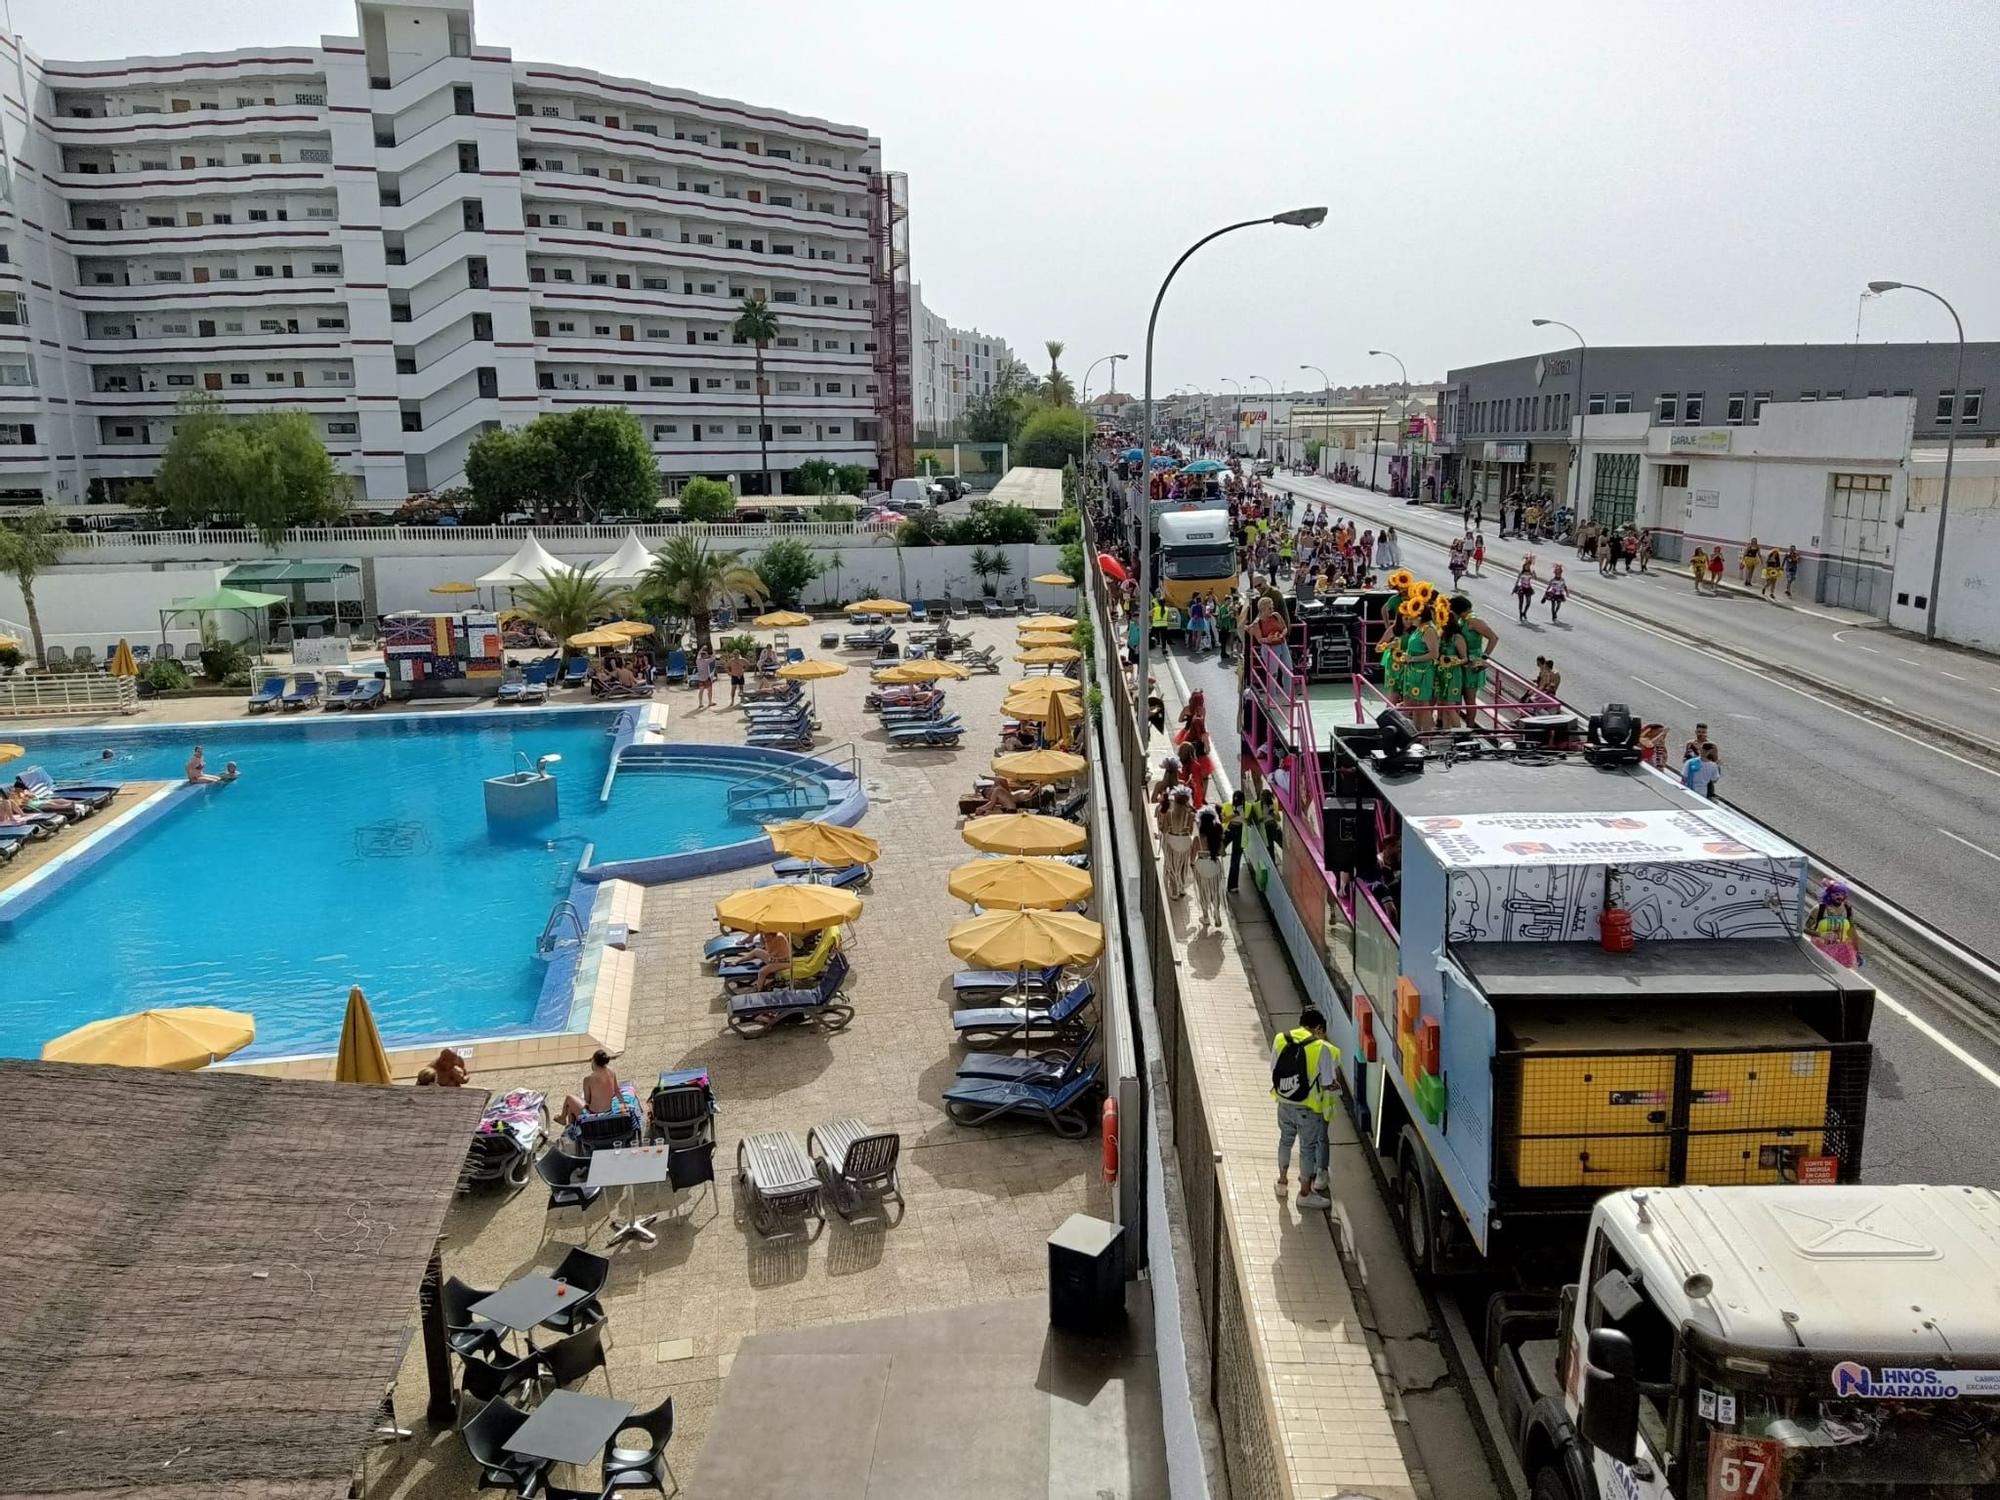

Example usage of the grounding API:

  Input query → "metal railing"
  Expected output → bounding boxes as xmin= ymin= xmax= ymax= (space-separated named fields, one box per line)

xmin=63 ymin=521 xmax=886 ymax=549
xmin=0 ymin=673 xmax=139 ymax=717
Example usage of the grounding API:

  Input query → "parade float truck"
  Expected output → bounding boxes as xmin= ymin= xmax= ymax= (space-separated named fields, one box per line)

xmin=1226 ymin=592 xmax=2000 ymax=1497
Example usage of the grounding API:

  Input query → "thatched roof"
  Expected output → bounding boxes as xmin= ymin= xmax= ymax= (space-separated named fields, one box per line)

xmin=0 ymin=1062 xmax=488 ymax=1500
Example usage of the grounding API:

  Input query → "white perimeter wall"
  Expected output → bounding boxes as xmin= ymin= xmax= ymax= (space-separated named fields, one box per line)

xmin=1890 ymin=458 xmax=2000 ymax=650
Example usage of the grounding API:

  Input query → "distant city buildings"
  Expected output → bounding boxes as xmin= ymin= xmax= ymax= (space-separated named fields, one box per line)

xmin=910 ymin=283 xmax=1013 ymax=441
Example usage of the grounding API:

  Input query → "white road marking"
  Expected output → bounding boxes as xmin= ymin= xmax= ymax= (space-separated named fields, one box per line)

xmin=1942 ymin=671 xmax=1968 ymax=682
xmin=1939 ymin=827 xmax=2000 ymax=865
xmin=1857 ymin=645 xmax=1881 ymax=655
xmin=1631 ymin=674 xmax=1699 ymax=711
xmin=1899 ymin=657 xmax=1922 ymax=667
xmin=1875 ymin=984 xmax=2000 ymax=1092
xmin=1726 ymin=712 xmax=1761 ymax=721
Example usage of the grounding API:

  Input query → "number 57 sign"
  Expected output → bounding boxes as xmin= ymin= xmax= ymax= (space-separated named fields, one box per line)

xmin=1708 ymin=1435 xmax=1783 ymax=1495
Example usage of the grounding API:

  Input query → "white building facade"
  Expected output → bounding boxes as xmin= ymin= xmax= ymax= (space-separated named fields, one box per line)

xmin=0 ymin=0 xmax=910 ymax=512
xmin=910 ymin=282 xmax=1010 ymax=439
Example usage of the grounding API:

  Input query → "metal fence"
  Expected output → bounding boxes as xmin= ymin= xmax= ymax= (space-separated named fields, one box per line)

xmin=60 ymin=520 xmax=890 ymax=551
xmin=0 ymin=673 xmax=139 ymax=717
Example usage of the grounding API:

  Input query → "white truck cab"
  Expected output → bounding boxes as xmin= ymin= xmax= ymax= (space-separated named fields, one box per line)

xmin=1496 ymin=1183 xmax=2000 ymax=1499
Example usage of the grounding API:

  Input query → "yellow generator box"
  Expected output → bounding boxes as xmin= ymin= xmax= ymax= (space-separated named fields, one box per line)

xmin=1684 ymin=1128 xmax=1829 ymax=1185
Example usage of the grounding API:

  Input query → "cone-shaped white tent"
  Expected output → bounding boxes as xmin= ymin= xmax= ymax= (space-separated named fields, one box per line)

xmin=477 ymin=535 xmax=577 ymax=586
xmin=594 ymin=529 xmax=657 ymax=584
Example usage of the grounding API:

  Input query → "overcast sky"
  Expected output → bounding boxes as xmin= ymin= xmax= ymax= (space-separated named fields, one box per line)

xmin=18 ymin=0 xmax=1996 ymax=395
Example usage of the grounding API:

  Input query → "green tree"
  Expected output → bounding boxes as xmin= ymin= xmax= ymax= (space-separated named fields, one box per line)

xmin=0 ymin=510 xmax=67 ymax=666
xmin=150 ymin=393 xmax=347 ymax=546
xmin=636 ymin=536 xmax=766 ymax=650
xmin=753 ymin=538 xmax=824 ymax=608
xmin=810 ymin=499 xmax=857 ymax=522
xmin=963 ymin=357 xmax=1039 ymax=444
xmin=525 ymin=406 xmax=658 ymax=520
xmin=833 ymin=464 xmax=870 ymax=496
xmin=793 ymin=458 xmax=838 ymax=497
xmin=464 ymin=426 xmax=538 ymax=522
xmin=968 ymin=545 xmax=1012 ymax=597
xmin=1051 ymin=507 xmax=1081 ymax=544
xmin=1016 ymin=405 xmax=1090 ymax=470
xmin=1059 ymin=539 xmax=1086 ymax=583
xmin=895 ymin=510 xmax=948 ymax=547
xmin=513 ymin=567 xmax=630 ymax=662
xmin=732 ymin=296 xmax=781 ymax=495
xmin=676 ymin=476 xmax=736 ymax=524
xmin=1041 ymin=339 xmax=1074 ymax=406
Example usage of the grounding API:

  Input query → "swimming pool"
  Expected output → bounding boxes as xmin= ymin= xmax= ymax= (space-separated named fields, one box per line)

xmin=0 ymin=708 xmax=854 ymax=1060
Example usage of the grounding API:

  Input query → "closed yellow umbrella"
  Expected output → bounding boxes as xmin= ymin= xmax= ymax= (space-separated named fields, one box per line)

xmin=107 ymin=638 xmax=139 ymax=677
xmin=948 ymin=856 xmax=1092 ymax=911
xmin=567 ymin=629 xmax=627 ymax=649
xmin=334 ymin=986 xmax=394 ymax=1085
xmin=962 ymin=811 xmax=1088 ymax=856
xmin=874 ymin=658 xmax=969 ymax=683
xmin=844 ymin=598 xmax=910 ymax=615
xmin=1042 ymin=687 xmax=1075 ymax=749
xmin=715 ymin=882 xmax=863 ymax=936
xmin=1031 ymin=574 xmax=1076 ymax=587
xmin=42 ymin=1005 xmax=255 ymax=1070
xmin=430 ymin=581 xmax=479 ymax=595
xmin=1016 ymin=645 xmax=1081 ymax=665
xmin=766 ymin=819 xmax=880 ymax=868
xmin=603 ymin=620 xmax=654 ymax=638
xmin=777 ymin=658 xmax=847 ymax=681
xmin=1019 ymin=615 xmax=1073 ymax=630
xmin=1017 ymin=631 xmax=1076 ymax=648
xmin=755 ymin=610 xmax=813 ymax=629
xmin=993 ymin=748 xmax=1087 ymax=784
xmin=947 ymin=909 xmax=1104 ymax=968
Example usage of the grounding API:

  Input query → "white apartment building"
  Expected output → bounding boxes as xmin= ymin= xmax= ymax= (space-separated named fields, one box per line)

xmin=911 ymin=282 xmax=1011 ymax=439
xmin=0 ymin=0 xmax=913 ymax=513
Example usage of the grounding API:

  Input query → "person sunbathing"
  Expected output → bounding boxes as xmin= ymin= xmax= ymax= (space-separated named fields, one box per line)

xmin=12 ymin=778 xmax=84 ymax=820
xmin=746 ymin=929 xmax=794 ymax=990
xmin=558 ymin=1048 xmax=624 ymax=1126
xmin=430 ymin=1047 xmax=470 ymax=1086
xmin=977 ymin=776 xmax=1021 ymax=815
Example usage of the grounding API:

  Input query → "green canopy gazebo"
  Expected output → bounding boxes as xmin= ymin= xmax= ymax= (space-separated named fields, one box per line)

xmin=159 ymin=584 xmax=287 ymax=656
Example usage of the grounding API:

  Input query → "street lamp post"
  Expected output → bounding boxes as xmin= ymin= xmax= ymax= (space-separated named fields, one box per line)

xmin=1368 ymin=349 xmax=1408 ymax=497
xmin=1531 ymin=318 xmax=1587 ymax=535
xmin=1867 ymin=281 xmax=1964 ymax=642
xmin=1081 ymin=353 xmax=1128 ymax=501
xmin=1137 ymin=207 xmax=1327 ymax=739
xmin=1220 ymin=377 xmax=1242 ymax=456
xmin=1300 ymin=363 xmax=1332 ymax=477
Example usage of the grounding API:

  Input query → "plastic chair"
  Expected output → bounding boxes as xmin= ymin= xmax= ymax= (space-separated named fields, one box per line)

xmin=442 ymin=1276 xmax=503 ymax=1359
xmin=538 ymin=1318 xmax=613 ymax=1394
xmin=536 ymin=1148 xmax=603 ymax=1243
xmin=538 ymin=1246 xmax=610 ymax=1337
xmin=461 ymin=1397 xmax=548 ymax=1494
xmin=601 ymin=1396 xmax=677 ymax=1497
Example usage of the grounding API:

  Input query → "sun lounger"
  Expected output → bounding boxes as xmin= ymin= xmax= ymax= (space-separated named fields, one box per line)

xmin=322 ymin=676 xmax=362 ymax=709
xmin=726 ymin=952 xmax=853 ymax=1037
xmin=735 ymin=1129 xmax=823 ymax=1236
xmin=907 ymin=601 xmax=929 ymax=622
xmin=957 ymin=646 xmax=1000 ymax=673
xmin=768 ymin=859 xmax=871 ymax=888
xmin=18 ymin=767 xmax=116 ymax=812
xmin=703 ymin=931 xmax=756 ymax=966
xmin=1053 ymin=789 xmax=1087 ymax=823
xmin=563 ymin=657 xmax=589 ymax=687
xmin=841 ymin=624 xmax=893 ymax=650
xmin=956 ymin=1025 xmax=1099 ymax=1085
xmin=350 ymin=679 xmax=386 ymax=709
xmin=246 ymin=675 xmax=286 ymax=713
xmin=982 ymin=598 xmax=1004 ymax=618
xmin=664 ymin=648 xmax=688 ymax=685
xmin=647 ymin=1068 xmax=717 ymax=1149
xmin=887 ymin=721 xmax=964 ymax=749
xmin=948 ymin=597 xmax=970 ymax=620
xmin=566 ymin=1084 xmax=645 ymax=1154
xmin=279 ymin=673 xmax=320 ymax=711
xmin=950 ymin=978 xmax=1096 ymax=1044
xmin=519 ymin=659 xmax=556 ymax=703
xmin=747 ymin=722 xmax=816 ymax=750
xmin=721 ymin=926 xmax=840 ymax=990
xmin=943 ymin=1057 xmax=1103 ymax=1138
xmin=807 ymin=1118 xmax=903 ymax=1219
xmin=0 ymin=824 xmax=50 ymax=852
xmin=951 ymin=964 xmax=1064 ymax=996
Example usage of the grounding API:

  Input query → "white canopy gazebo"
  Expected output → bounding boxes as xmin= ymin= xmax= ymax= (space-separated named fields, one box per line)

xmin=594 ymin=530 xmax=656 ymax=585
xmin=477 ymin=535 xmax=578 ymax=588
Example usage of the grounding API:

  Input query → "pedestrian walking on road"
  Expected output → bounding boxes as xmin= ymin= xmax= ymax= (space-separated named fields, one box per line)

xmin=1690 ymin=546 xmax=1709 ymax=591
xmin=1193 ymin=807 xmax=1225 ymax=930
xmin=1223 ymin=789 xmax=1247 ymax=892
xmin=1741 ymin=538 xmax=1762 ymax=586
xmin=1707 ymin=548 xmax=1726 ymax=592
xmin=1472 ymin=532 xmax=1487 ymax=576
xmin=1806 ymin=881 xmax=1863 ymax=969
xmin=1543 ymin=563 xmax=1570 ymax=623
xmin=1513 ymin=559 xmax=1538 ymax=622
xmin=1638 ymin=528 xmax=1653 ymax=573
xmin=1761 ymin=548 xmax=1783 ymax=599
xmin=1784 ymin=545 xmax=1800 ymax=597
xmin=1159 ymin=786 xmax=1196 ymax=898
xmin=1273 ymin=1006 xmax=1339 ymax=1210
xmin=1683 ymin=742 xmax=1722 ymax=798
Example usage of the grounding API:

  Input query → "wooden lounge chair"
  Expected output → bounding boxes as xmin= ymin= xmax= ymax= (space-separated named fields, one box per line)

xmin=806 ymin=1117 xmax=903 ymax=1219
xmin=735 ymin=1129 xmax=823 ymax=1236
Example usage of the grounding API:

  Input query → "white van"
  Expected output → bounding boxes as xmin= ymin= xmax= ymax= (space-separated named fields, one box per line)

xmin=887 ymin=477 xmax=946 ymax=507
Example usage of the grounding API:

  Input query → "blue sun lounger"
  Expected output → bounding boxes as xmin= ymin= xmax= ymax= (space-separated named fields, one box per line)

xmin=768 ymin=859 xmax=871 ymax=889
xmin=279 ymin=674 xmax=320 ymax=711
xmin=726 ymin=953 xmax=855 ymax=1038
xmin=951 ymin=978 xmax=1095 ymax=1044
xmin=955 ymin=1024 xmax=1099 ymax=1086
xmin=943 ymin=1056 xmax=1103 ymax=1138
xmin=322 ymin=676 xmax=362 ymax=709
xmin=18 ymin=767 xmax=116 ymax=812
xmin=350 ymin=679 xmax=386 ymax=710
xmin=563 ymin=656 xmax=590 ymax=687
xmin=951 ymin=964 xmax=1063 ymax=996
xmin=246 ymin=675 xmax=285 ymax=713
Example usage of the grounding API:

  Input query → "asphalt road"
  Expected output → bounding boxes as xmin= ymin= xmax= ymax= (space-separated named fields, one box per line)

xmin=1151 ymin=477 xmax=2000 ymax=1190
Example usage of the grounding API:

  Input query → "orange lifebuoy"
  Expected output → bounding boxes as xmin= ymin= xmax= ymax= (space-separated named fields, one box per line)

xmin=1102 ymin=1097 xmax=1119 ymax=1184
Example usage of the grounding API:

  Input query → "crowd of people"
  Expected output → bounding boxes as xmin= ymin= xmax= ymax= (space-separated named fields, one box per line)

xmin=1687 ymin=537 xmax=1802 ymax=598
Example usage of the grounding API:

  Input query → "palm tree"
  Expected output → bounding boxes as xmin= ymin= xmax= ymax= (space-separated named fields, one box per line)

xmin=513 ymin=567 xmax=628 ymax=662
xmin=0 ymin=512 xmax=67 ymax=666
xmin=636 ymin=535 xmax=766 ymax=650
xmin=732 ymin=296 xmax=782 ymax=496
xmin=968 ymin=545 xmax=1012 ymax=598
xmin=1041 ymin=340 xmax=1076 ymax=407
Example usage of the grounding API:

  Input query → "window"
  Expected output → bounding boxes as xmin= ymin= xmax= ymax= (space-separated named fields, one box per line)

xmin=0 ymin=422 xmax=36 ymax=444
xmin=230 ymin=373 xmax=250 ymax=385
xmin=825 ymin=424 xmax=843 ymax=436
xmin=1799 ymin=389 xmax=1818 ymax=403
xmin=1655 ymin=393 xmax=1678 ymax=425
xmin=1936 ymin=390 xmax=1958 ymax=424
xmin=592 ymin=324 xmax=611 ymax=336
xmin=0 ymin=362 xmax=31 ymax=385
xmin=727 ymin=237 xmax=743 ymax=250
xmin=736 ymin=423 xmax=753 ymax=435
xmin=701 ymin=331 xmax=720 ymax=343
xmin=652 ymin=424 xmax=678 ymax=439
xmin=780 ymin=423 xmax=803 ymax=435
xmin=1963 ymin=389 xmax=1985 ymax=424
xmin=556 ymin=321 xmax=576 ymax=333
xmin=824 ymin=381 xmax=843 ymax=394
xmin=1751 ymin=391 xmax=1772 ymax=422
xmin=1725 ymin=393 xmax=1747 ymax=425
xmin=321 ymin=368 xmax=349 ymax=383
xmin=1586 ymin=393 xmax=1606 ymax=416
xmin=147 ymin=215 xmax=176 ymax=228
xmin=165 ymin=372 xmax=193 ymax=386
xmin=316 ymin=316 xmax=346 ymax=330
xmin=218 ymin=268 xmax=239 ymax=280
xmin=254 ymin=264 xmax=275 ymax=278
xmin=648 ymin=375 xmax=673 ymax=388
xmin=154 ymin=269 xmax=183 ymax=282
xmin=311 ymin=260 xmax=341 ymax=275
xmin=1682 ymin=392 xmax=1704 ymax=425
xmin=1658 ymin=463 xmax=1688 ymax=488
xmin=777 ymin=379 xmax=801 ymax=393
xmin=733 ymin=378 xmax=752 ymax=391
xmin=294 ymin=91 xmax=324 ymax=105
xmin=1823 ymin=390 xmax=1843 ymax=401
xmin=595 ymin=373 xmax=616 ymax=387
xmin=327 ymin=419 xmax=356 ymax=435
xmin=1589 ymin=451 xmax=1640 ymax=530
xmin=704 ymin=378 xmax=722 ymax=390
xmin=698 ymin=282 xmax=717 ymax=294
xmin=264 ymin=371 xmax=289 ymax=384
xmin=1612 ymin=393 xmax=1632 ymax=414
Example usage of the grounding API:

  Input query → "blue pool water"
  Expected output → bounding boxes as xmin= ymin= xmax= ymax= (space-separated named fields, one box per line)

xmin=0 ymin=709 xmax=821 ymax=1059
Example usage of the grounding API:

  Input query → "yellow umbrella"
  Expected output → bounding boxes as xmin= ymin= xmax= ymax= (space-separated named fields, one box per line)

xmin=777 ymin=659 xmax=848 ymax=681
xmin=334 ymin=986 xmax=394 ymax=1085
xmin=845 ymin=598 xmax=910 ymax=615
xmin=1019 ymin=615 xmax=1074 ymax=630
xmin=567 ymin=629 xmax=627 ymax=649
xmin=604 ymin=620 xmax=654 ymax=638
xmin=874 ymin=658 xmax=969 ymax=684
xmin=1005 ymin=676 xmax=1081 ymax=698
xmin=947 ymin=909 xmax=1104 ymax=969
xmin=1043 ymin=687 xmax=1075 ymax=749
xmin=993 ymin=748 xmax=1087 ymax=784
xmin=766 ymin=819 xmax=881 ymax=868
xmin=498 ymin=608 xmax=533 ymax=623
xmin=1017 ymin=631 xmax=1076 ymax=648
xmin=1031 ymin=573 xmax=1076 ymax=587
xmin=0 ymin=743 xmax=23 ymax=766
xmin=1003 ymin=691 xmax=1082 ymax=722
xmin=107 ymin=638 xmax=139 ymax=677
xmin=715 ymin=881 xmax=863 ymax=936
xmin=430 ymin=581 xmax=479 ymax=595
xmin=1016 ymin=645 xmax=1081 ymax=665
xmin=756 ymin=610 xmax=813 ymax=629
xmin=42 ymin=1005 xmax=255 ymax=1070
xmin=948 ymin=855 xmax=1092 ymax=911
xmin=962 ymin=811 xmax=1088 ymax=856
xmin=0 ymin=635 xmax=19 ymax=649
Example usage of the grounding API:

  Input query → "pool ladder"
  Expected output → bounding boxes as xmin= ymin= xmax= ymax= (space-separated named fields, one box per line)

xmin=538 ymin=899 xmax=585 ymax=957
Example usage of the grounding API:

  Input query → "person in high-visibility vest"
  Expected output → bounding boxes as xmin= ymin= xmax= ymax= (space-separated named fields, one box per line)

xmin=1272 ymin=1007 xmax=1340 ymax=1210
